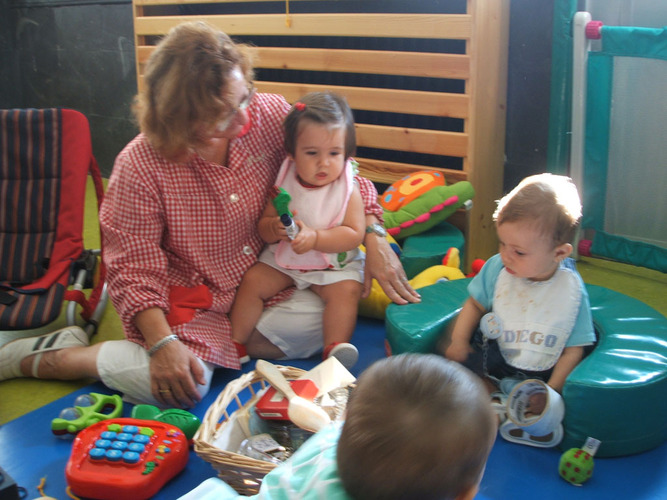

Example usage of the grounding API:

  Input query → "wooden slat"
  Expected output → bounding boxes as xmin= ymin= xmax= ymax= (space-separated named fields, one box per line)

xmin=355 ymin=124 xmax=468 ymax=159
xmin=137 ymin=46 xmax=469 ymax=79
xmin=136 ymin=0 xmax=294 ymax=4
xmin=132 ymin=0 xmax=511 ymax=270
xmin=256 ymin=82 xmax=469 ymax=119
xmin=464 ymin=0 xmax=509 ymax=262
xmin=255 ymin=47 xmax=469 ymax=80
xmin=356 ymin=158 xmax=468 ymax=186
xmin=134 ymin=14 xmax=472 ymax=39
xmin=254 ymin=48 xmax=469 ymax=79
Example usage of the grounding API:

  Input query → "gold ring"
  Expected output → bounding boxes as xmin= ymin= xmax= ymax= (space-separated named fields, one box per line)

xmin=159 ymin=389 xmax=171 ymax=394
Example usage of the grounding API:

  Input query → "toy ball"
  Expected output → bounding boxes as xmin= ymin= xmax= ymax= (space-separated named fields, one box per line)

xmin=559 ymin=448 xmax=594 ymax=485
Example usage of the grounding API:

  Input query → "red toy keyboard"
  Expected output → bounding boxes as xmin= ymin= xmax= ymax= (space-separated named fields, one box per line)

xmin=65 ymin=418 xmax=189 ymax=500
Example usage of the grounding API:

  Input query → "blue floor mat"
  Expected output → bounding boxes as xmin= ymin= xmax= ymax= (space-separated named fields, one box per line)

xmin=1 ymin=317 xmax=666 ymax=499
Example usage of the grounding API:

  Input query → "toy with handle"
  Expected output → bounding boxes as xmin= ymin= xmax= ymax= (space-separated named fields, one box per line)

xmin=255 ymin=360 xmax=331 ymax=433
xmin=270 ymin=186 xmax=299 ymax=239
xmin=52 ymin=392 xmax=123 ymax=438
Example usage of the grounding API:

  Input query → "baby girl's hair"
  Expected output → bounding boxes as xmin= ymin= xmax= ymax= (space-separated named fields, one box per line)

xmin=494 ymin=173 xmax=582 ymax=246
xmin=283 ymin=91 xmax=356 ymax=158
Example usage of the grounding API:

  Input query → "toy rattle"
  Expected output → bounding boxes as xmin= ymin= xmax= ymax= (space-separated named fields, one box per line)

xmin=270 ymin=186 xmax=299 ymax=239
xmin=51 ymin=392 xmax=123 ymax=438
xmin=559 ymin=437 xmax=600 ymax=485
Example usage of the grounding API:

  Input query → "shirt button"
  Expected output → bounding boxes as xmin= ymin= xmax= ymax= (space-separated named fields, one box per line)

xmin=242 ymin=246 xmax=253 ymax=255
xmin=230 ymin=193 xmax=239 ymax=203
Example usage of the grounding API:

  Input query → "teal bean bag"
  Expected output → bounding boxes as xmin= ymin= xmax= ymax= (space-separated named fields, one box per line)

xmin=385 ymin=280 xmax=667 ymax=457
xmin=400 ymin=221 xmax=464 ymax=279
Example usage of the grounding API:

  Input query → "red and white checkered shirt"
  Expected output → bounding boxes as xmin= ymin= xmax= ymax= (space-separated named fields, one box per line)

xmin=100 ymin=93 xmax=382 ymax=368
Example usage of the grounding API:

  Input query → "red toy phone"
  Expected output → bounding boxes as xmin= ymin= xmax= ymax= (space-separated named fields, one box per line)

xmin=65 ymin=418 xmax=188 ymax=500
xmin=255 ymin=379 xmax=319 ymax=420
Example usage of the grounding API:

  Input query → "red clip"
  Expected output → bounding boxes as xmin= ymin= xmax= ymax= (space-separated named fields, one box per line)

xmin=586 ymin=21 xmax=603 ymax=40
xmin=294 ymin=102 xmax=306 ymax=111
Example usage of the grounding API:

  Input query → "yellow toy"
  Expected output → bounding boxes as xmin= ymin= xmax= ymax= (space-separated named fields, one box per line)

xmin=358 ymin=247 xmax=466 ymax=319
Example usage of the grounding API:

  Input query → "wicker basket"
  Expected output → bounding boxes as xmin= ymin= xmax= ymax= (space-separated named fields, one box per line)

xmin=194 ymin=365 xmax=308 ymax=495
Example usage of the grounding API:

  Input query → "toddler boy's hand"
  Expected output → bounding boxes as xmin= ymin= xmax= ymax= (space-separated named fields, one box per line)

xmin=444 ymin=341 xmax=472 ymax=363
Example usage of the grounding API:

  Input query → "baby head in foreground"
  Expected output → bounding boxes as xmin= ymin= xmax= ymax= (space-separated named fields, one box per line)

xmin=338 ymin=354 xmax=497 ymax=500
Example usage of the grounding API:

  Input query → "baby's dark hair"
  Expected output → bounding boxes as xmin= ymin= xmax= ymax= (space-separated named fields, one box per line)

xmin=337 ymin=354 xmax=496 ymax=500
xmin=283 ymin=91 xmax=356 ymax=159
xmin=494 ymin=173 xmax=582 ymax=246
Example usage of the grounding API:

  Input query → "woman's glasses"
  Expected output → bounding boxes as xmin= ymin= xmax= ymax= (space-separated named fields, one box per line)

xmin=215 ymin=85 xmax=256 ymax=132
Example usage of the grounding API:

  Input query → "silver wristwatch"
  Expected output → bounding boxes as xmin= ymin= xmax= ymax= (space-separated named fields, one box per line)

xmin=365 ymin=223 xmax=387 ymax=238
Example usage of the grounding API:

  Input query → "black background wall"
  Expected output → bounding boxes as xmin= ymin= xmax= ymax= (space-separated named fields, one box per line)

xmin=1 ymin=0 xmax=137 ymax=176
xmin=1 ymin=0 xmax=555 ymax=188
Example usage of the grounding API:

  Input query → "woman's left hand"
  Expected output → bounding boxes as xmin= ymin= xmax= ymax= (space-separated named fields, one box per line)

xmin=362 ymin=233 xmax=421 ymax=304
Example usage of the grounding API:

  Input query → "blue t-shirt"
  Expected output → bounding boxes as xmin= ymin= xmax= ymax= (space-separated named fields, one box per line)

xmin=470 ymin=255 xmax=595 ymax=356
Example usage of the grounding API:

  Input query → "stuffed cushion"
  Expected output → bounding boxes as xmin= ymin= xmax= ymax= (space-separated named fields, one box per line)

xmin=385 ymin=280 xmax=667 ymax=457
xmin=400 ymin=221 xmax=464 ymax=279
xmin=380 ymin=171 xmax=475 ymax=240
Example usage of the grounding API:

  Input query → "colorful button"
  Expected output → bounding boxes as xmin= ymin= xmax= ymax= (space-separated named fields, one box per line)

xmin=128 ymin=442 xmax=146 ymax=453
xmin=89 ymin=448 xmax=106 ymax=460
xmin=105 ymin=449 xmax=123 ymax=461
xmin=116 ymin=432 xmax=134 ymax=442
xmin=122 ymin=451 xmax=141 ymax=464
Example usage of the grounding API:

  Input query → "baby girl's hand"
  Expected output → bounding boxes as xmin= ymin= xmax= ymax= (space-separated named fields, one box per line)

xmin=271 ymin=216 xmax=289 ymax=241
xmin=291 ymin=224 xmax=317 ymax=254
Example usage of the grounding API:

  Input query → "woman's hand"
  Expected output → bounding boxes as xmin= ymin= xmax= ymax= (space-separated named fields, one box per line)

xmin=136 ymin=307 xmax=206 ymax=409
xmin=362 ymin=230 xmax=421 ymax=304
xmin=150 ymin=340 xmax=206 ymax=409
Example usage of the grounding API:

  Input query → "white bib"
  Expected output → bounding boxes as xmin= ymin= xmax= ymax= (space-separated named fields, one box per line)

xmin=493 ymin=266 xmax=582 ymax=371
xmin=274 ymin=158 xmax=355 ymax=270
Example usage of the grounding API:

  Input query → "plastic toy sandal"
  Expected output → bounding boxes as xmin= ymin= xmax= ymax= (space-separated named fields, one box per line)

xmin=52 ymin=392 xmax=123 ymax=438
xmin=499 ymin=379 xmax=565 ymax=448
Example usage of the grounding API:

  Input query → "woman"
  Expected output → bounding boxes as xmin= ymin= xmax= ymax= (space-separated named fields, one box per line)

xmin=0 ymin=22 xmax=419 ymax=409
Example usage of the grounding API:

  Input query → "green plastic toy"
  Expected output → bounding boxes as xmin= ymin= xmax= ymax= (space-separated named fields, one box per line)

xmin=559 ymin=447 xmax=595 ymax=485
xmin=271 ymin=186 xmax=293 ymax=218
xmin=131 ymin=404 xmax=201 ymax=441
xmin=52 ymin=392 xmax=123 ymax=438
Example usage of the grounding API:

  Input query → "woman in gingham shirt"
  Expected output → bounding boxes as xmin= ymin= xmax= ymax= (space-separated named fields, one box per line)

xmin=0 ymin=22 xmax=420 ymax=409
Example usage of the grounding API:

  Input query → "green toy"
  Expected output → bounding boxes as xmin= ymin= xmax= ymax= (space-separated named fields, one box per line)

xmin=559 ymin=437 xmax=599 ymax=485
xmin=379 ymin=170 xmax=474 ymax=240
xmin=131 ymin=404 xmax=201 ymax=441
xmin=52 ymin=392 xmax=123 ymax=438
xmin=559 ymin=448 xmax=595 ymax=485
xmin=270 ymin=186 xmax=293 ymax=218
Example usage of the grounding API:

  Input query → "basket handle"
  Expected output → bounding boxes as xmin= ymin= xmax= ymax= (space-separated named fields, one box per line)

xmin=255 ymin=360 xmax=297 ymax=400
